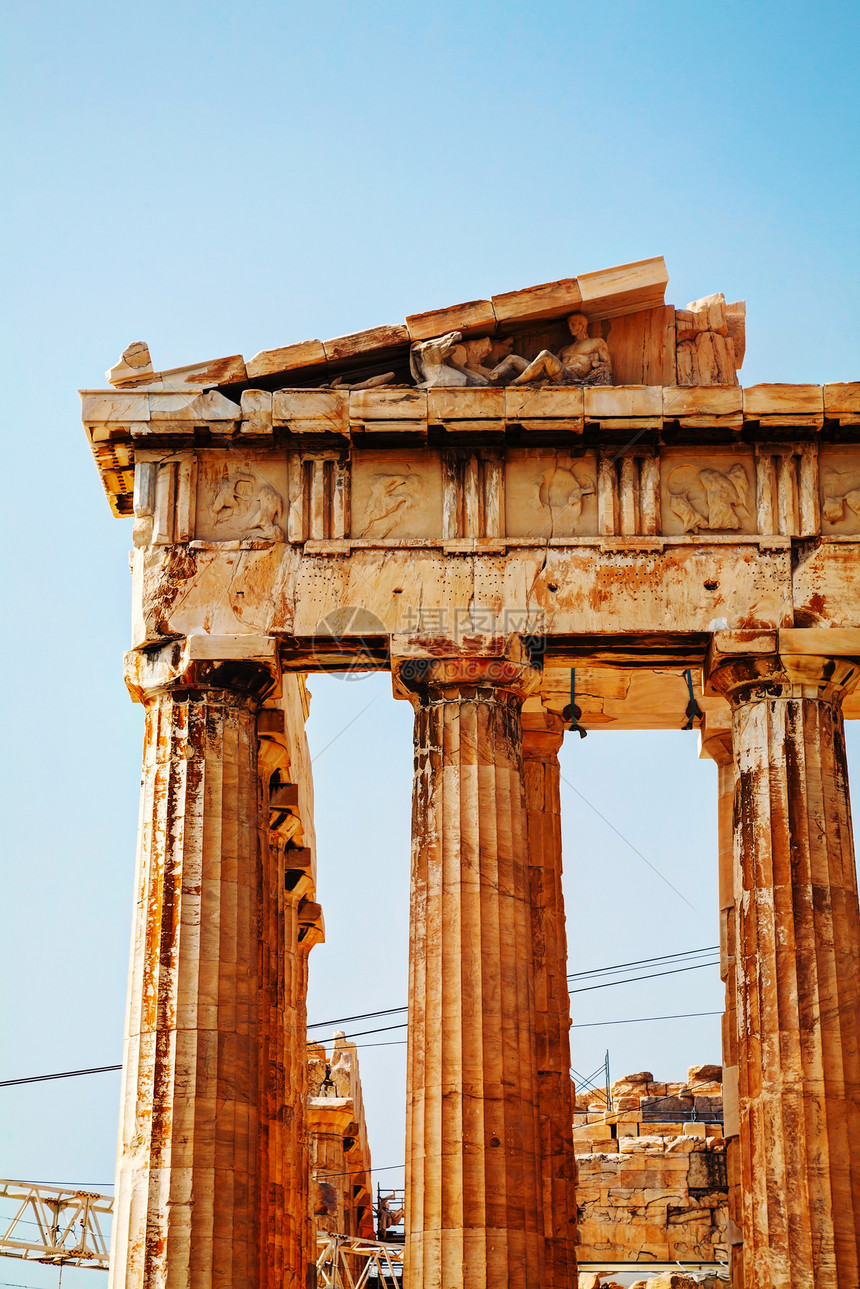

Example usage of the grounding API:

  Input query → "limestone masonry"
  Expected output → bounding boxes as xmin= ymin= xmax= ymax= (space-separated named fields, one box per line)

xmin=83 ymin=257 xmax=860 ymax=1289
xmin=574 ymin=1066 xmax=728 ymax=1266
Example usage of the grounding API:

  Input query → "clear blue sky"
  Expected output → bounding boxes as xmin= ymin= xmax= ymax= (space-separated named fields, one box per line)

xmin=1 ymin=2 xmax=858 ymax=1281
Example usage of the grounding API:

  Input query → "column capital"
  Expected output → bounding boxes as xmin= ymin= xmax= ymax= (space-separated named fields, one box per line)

xmin=704 ymin=628 xmax=860 ymax=707
xmin=124 ymin=633 xmax=279 ymax=705
xmin=390 ymin=632 xmax=542 ymax=705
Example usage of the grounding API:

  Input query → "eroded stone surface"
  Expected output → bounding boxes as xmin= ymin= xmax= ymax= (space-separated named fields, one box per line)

xmin=108 ymin=651 xmax=321 ymax=1289
xmin=308 ymin=1033 xmax=374 ymax=1244
xmin=706 ymin=636 xmax=860 ymax=1288
xmin=395 ymin=648 xmax=546 ymax=1289
xmin=86 ymin=262 xmax=860 ymax=1289
xmin=523 ymin=710 xmax=578 ymax=1285
xmin=573 ymin=1070 xmax=728 ymax=1265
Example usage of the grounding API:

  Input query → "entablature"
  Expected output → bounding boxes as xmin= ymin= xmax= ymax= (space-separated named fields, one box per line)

xmin=84 ymin=381 xmax=860 ymax=519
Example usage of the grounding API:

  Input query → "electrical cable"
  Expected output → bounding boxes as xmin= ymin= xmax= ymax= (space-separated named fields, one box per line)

xmin=0 ymin=1065 xmax=122 ymax=1088
xmin=567 ymin=944 xmax=719 ymax=980
xmin=311 ymin=1022 xmax=408 ymax=1041
xmin=573 ymin=1009 xmax=723 ymax=1029
xmin=0 ymin=952 xmax=722 ymax=1087
xmin=307 ymin=944 xmax=721 ymax=1031
xmin=317 ymin=960 xmax=720 ymax=1039
xmin=313 ymin=1163 xmax=405 ymax=1180
xmin=308 ymin=1005 xmax=407 ymax=1029
xmin=347 ymin=1005 xmax=726 ymax=1049
xmin=569 ymin=959 xmax=719 ymax=995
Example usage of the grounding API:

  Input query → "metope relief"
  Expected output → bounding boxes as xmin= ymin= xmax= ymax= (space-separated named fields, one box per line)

xmin=195 ymin=454 xmax=288 ymax=542
xmin=820 ymin=452 xmax=860 ymax=535
xmin=661 ymin=454 xmax=754 ymax=536
xmin=350 ymin=450 xmax=443 ymax=540
xmin=505 ymin=450 xmax=598 ymax=539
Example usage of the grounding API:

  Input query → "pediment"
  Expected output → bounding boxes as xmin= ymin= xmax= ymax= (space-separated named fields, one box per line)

xmin=104 ymin=255 xmax=745 ymax=396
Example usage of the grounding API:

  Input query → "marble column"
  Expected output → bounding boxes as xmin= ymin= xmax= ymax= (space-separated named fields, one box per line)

xmin=706 ymin=631 xmax=860 ymax=1288
xmin=394 ymin=648 xmax=546 ymax=1289
xmin=521 ymin=709 xmax=578 ymax=1286
xmin=699 ymin=715 xmax=743 ymax=1286
xmin=110 ymin=643 xmax=306 ymax=1289
xmin=256 ymin=732 xmax=320 ymax=1289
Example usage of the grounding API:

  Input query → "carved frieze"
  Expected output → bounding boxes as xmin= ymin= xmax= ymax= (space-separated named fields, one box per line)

xmin=130 ymin=443 xmax=860 ymax=549
xmin=195 ymin=453 xmax=288 ymax=542
xmin=505 ymin=450 xmax=598 ymax=539
xmin=350 ymin=450 xmax=443 ymax=540
xmin=661 ymin=451 xmax=755 ymax=536
xmin=821 ymin=451 xmax=860 ymax=535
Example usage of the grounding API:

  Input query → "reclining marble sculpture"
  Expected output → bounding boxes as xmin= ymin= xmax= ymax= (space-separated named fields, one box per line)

xmin=409 ymin=311 xmax=612 ymax=390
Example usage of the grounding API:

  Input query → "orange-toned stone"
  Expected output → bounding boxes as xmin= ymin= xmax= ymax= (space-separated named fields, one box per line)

xmin=522 ymin=710 xmax=578 ymax=1286
xmin=109 ymin=648 xmax=318 ymax=1289
xmin=706 ymin=635 xmax=860 ymax=1287
xmin=394 ymin=650 xmax=546 ymax=1289
xmin=700 ymin=716 xmax=744 ymax=1287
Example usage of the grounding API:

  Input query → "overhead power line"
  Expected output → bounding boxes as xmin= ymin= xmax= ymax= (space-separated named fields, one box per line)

xmin=567 ymin=944 xmax=719 ymax=980
xmin=308 ymin=1005 xmax=408 ymax=1029
xmin=572 ymin=1009 xmax=723 ymax=1029
xmin=568 ymin=959 xmax=719 ymax=995
xmin=0 ymin=1064 xmax=122 ymax=1088
xmin=307 ymin=944 xmax=720 ymax=1031
xmin=0 ymin=947 xmax=722 ymax=1088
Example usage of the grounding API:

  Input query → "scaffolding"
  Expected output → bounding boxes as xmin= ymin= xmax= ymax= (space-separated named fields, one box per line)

xmin=0 ymin=1178 xmax=112 ymax=1270
xmin=316 ymin=1231 xmax=403 ymax=1288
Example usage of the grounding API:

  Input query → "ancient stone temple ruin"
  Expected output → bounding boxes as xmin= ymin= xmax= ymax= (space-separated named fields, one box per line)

xmin=573 ymin=1065 xmax=729 ymax=1267
xmin=82 ymin=256 xmax=860 ymax=1288
xmin=307 ymin=1033 xmax=374 ymax=1246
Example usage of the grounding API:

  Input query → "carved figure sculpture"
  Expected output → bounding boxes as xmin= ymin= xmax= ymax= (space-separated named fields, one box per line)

xmin=247 ymin=483 xmax=284 ymax=540
xmin=410 ymin=331 xmax=472 ymax=388
xmin=491 ymin=313 xmax=612 ymax=387
xmin=822 ymin=468 xmax=860 ymax=525
xmin=212 ymin=469 xmax=253 ymax=524
xmin=539 ymin=465 xmax=594 ymax=528
xmin=326 ymin=371 xmax=396 ymax=390
xmin=377 ymin=1193 xmax=405 ymax=1235
xmin=328 ymin=1041 xmax=353 ymax=1097
xmin=410 ymin=332 xmax=533 ymax=389
xmin=361 ymin=473 xmax=423 ymax=537
xmin=668 ymin=463 xmax=751 ymax=532
xmin=448 ymin=337 xmax=518 ymax=385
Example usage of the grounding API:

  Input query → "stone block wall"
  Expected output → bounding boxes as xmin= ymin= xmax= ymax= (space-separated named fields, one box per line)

xmin=573 ymin=1066 xmax=728 ymax=1267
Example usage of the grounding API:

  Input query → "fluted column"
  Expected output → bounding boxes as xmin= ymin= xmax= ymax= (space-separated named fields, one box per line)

xmin=521 ymin=710 xmax=578 ymax=1286
xmin=393 ymin=644 xmax=545 ymax=1289
xmin=109 ymin=641 xmax=297 ymax=1289
xmin=256 ymin=738 xmax=319 ymax=1289
xmin=296 ymin=917 xmax=323 ymax=1275
xmin=706 ymin=630 xmax=860 ymax=1288
xmin=699 ymin=714 xmax=743 ymax=1287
